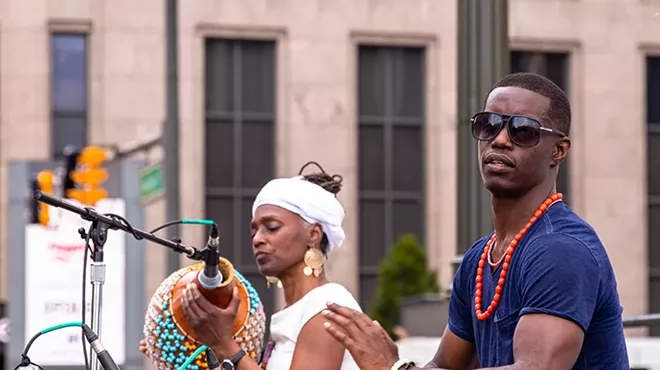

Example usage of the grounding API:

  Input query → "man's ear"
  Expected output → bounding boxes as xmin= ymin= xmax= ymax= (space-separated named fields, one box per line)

xmin=551 ymin=137 xmax=571 ymax=167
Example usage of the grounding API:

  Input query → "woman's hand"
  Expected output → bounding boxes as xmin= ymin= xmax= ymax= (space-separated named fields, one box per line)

xmin=138 ymin=339 xmax=149 ymax=358
xmin=181 ymin=283 xmax=241 ymax=358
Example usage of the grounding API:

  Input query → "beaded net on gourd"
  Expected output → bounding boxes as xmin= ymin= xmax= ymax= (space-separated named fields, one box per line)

xmin=144 ymin=263 xmax=267 ymax=370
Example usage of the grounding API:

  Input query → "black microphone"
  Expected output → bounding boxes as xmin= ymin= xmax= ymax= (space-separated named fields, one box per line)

xmin=206 ymin=348 xmax=221 ymax=370
xmin=82 ymin=325 xmax=121 ymax=370
xmin=197 ymin=224 xmax=223 ymax=289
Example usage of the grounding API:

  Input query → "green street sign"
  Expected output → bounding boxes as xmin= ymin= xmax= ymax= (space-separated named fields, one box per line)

xmin=140 ymin=163 xmax=165 ymax=200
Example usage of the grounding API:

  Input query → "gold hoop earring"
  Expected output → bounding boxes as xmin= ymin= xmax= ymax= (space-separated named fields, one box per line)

xmin=266 ymin=276 xmax=283 ymax=289
xmin=303 ymin=248 xmax=324 ymax=277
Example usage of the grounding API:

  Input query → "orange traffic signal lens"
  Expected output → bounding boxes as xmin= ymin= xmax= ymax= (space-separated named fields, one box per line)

xmin=36 ymin=170 xmax=54 ymax=193
xmin=66 ymin=145 xmax=109 ymax=206
xmin=77 ymin=146 xmax=107 ymax=166
xmin=35 ymin=171 xmax=54 ymax=226
xmin=66 ymin=188 xmax=108 ymax=206
xmin=70 ymin=169 xmax=108 ymax=186
xmin=38 ymin=208 xmax=50 ymax=226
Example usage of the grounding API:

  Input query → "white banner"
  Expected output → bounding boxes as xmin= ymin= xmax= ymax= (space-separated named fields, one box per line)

xmin=0 ymin=317 xmax=9 ymax=343
xmin=24 ymin=198 xmax=126 ymax=366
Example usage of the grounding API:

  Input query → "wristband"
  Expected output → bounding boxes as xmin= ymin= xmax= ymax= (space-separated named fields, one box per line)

xmin=390 ymin=359 xmax=414 ymax=370
xmin=403 ymin=361 xmax=416 ymax=370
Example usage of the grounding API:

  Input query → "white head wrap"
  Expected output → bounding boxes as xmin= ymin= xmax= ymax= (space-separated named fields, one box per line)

xmin=251 ymin=176 xmax=346 ymax=253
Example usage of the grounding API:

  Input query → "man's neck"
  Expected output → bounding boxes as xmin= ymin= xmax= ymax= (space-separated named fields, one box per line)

xmin=490 ymin=185 xmax=556 ymax=259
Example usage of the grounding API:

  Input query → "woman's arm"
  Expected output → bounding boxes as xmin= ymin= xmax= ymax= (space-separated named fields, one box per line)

xmin=212 ymin=313 xmax=345 ymax=370
xmin=289 ymin=313 xmax=347 ymax=369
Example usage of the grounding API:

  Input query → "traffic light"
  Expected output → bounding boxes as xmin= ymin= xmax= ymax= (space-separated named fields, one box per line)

xmin=31 ymin=170 xmax=54 ymax=226
xmin=63 ymin=146 xmax=81 ymax=196
xmin=65 ymin=145 xmax=109 ymax=206
xmin=30 ymin=178 xmax=40 ymax=224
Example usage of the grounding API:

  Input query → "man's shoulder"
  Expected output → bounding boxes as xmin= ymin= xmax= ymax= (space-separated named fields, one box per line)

xmin=523 ymin=232 xmax=600 ymax=265
xmin=542 ymin=204 xmax=604 ymax=248
xmin=463 ymin=235 xmax=492 ymax=261
xmin=527 ymin=204 xmax=610 ymax=262
xmin=517 ymin=230 xmax=618 ymax=291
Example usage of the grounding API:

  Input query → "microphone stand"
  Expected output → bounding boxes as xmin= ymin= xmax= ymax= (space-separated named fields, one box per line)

xmin=33 ymin=190 xmax=206 ymax=370
xmin=88 ymin=218 xmax=108 ymax=370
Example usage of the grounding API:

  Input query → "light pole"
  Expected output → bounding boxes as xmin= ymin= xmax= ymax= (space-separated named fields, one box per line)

xmin=164 ymin=0 xmax=181 ymax=273
xmin=456 ymin=0 xmax=509 ymax=259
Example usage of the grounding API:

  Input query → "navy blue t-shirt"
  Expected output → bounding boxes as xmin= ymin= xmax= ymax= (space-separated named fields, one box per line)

xmin=448 ymin=202 xmax=629 ymax=369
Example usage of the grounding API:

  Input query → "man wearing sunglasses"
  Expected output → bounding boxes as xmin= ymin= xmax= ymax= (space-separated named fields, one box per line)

xmin=321 ymin=72 xmax=629 ymax=370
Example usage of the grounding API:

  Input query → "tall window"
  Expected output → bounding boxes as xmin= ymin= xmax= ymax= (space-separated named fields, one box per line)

xmin=646 ymin=56 xmax=660 ymax=335
xmin=204 ymin=39 xmax=276 ymax=320
xmin=357 ymin=45 xmax=426 ymax=309
xmin=510 ymin=51 xmax=571 ymax=204
xmin=51 ymin=33 xmax=88 ymax=158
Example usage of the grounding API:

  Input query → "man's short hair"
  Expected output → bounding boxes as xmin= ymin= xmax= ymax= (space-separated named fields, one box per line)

xmin=490 ymin=72 xmax=572 ymax=136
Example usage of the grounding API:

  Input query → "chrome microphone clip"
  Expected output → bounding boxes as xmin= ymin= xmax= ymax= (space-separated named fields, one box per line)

xmin=197 ymin=223 xmax=223 ymax=289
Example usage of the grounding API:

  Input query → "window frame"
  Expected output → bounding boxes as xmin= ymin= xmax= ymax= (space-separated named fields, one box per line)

xmin=356 ymin=44 xmax=427 ymax=309
xmin=50 ymin=32 xmax=89 ymax=159
xmin=203 ymin=37 xmax=277 ymax=323
xmin=646 ymin=55 xmax=660 ymax=335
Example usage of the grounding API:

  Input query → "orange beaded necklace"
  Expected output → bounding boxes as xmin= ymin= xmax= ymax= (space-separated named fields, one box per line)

xmin=474 ymin=193 xmax=563 ymax=321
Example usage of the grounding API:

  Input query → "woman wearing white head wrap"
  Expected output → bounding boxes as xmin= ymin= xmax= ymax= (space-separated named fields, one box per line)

xmin=174 ymin=162 xmax=363 ymax=370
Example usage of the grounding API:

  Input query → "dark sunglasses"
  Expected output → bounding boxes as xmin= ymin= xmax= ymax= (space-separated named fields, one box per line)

xmin=471 ymin=112 xmax=567 ymax=147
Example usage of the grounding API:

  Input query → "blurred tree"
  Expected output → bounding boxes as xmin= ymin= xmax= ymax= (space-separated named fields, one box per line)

xmin=368 ymin=234 xmax=440 ymax=339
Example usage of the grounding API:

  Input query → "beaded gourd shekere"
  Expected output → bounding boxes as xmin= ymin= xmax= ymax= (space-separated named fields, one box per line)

xmin=144 ymin=262 xmax=267 ymax=369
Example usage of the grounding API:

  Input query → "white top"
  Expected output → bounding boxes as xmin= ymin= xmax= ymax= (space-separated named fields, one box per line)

xmin=266 ymin=283 xmax=362 ymax=370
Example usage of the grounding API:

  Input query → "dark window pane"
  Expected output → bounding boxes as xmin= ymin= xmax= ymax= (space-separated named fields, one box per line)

xmin=650 ymin=276 xmax=660 ymax=336
xmin=359 ymin=275 xmax=379 ymax=312
xmin=52 ymin=116 xmax=86 ymax=157
xmin=358 ymin=46 xmax=386 ymax=117
xmin=392 ymin=48 xmax=424 ymax=118
xmin=543 ymin=53 xmax=569 ymax=92
xmin=52 ymin=34 xmax=87 ymax=112
xmin=241 ymin=41 xmax=275 ymax=114
xmin=510 ymin=51 xmax=525 ymax=73
xmin=358 ymin=126 xmax=385 ymax=191
xmin=205 ymin=39 xmax=235 ymax=113
xmin=649 ymin=133 xmax=660 ymax=196
xmin=511 ymin=51 xmax=568 ymax=92
xmin=647 ymin=57 xmax=660 ymax=123
xmin=241 ymin=121 xmax=274 ymax=188
xmin=359 ymin=200 xmax=386 ymax=267
xmin=205 ymin=122 xmax=234 ymax=188
xmin=649 ymin=58 xmax=660 ymax=337
xmin=650 ymin=205 xmax=660 ymax=268
xmin=392 ymin=200 xmax=423 ymax=245
xmin=651 ymin=203 xmax=660 ymax=336
xmin=240 ymin=197 xmax=256 ymax=265
xmin=392 ymin=126 xmax=423 ymax=191
xmin=205 ymin=197 xmax=235 ymax=256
